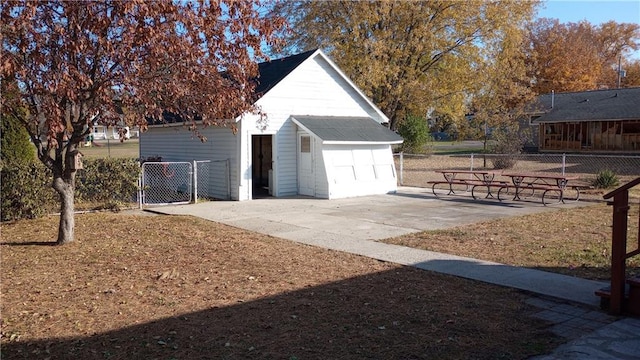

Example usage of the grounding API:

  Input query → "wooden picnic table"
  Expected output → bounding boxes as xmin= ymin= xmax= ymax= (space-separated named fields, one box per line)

xmin=499 ymin=171 xmax=580 ymax=205
xmin=431 ymin=169 xmax=502 ymax=198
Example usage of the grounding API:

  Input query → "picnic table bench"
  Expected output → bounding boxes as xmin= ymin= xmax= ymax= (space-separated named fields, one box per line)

xmin=429 ymin=170 xmax=505 ymax=199
xmin=498 ymin=172 xmax=580 ymax=206
xmin=429 ymin=170 xmax=582 ymax=205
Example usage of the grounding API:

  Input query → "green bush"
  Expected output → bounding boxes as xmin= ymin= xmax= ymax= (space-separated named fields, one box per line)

xmin=75 ymin=158 xmax=141 ymax=209
xmin=1 ymin=82 xmax=36 ymax=167
xmin=1 ymin=158 xmax=140 ymax=221
xmin=592 ymin=169 xmax=619 ymax=189
xmin=397 ymin=114 xmax=430 ymax=154
xmin=1 ymin=162 xmax=57 ymax=221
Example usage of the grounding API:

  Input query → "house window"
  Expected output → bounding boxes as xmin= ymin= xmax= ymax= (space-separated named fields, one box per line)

xmin=300 ymin=136 xmax=311 ymax=153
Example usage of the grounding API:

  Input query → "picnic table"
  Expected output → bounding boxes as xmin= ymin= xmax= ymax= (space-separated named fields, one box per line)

xmin=499 ymin=171 xmax=580 ymax=205
xmin=430 ymin=169 xmax=503 ymax=199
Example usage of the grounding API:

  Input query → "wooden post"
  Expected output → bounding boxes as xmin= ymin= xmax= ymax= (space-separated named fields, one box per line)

xmin=609 ymin=191 xmax=629 ymax=315
xmin=602 ymin=177 xmax=640 ymax=315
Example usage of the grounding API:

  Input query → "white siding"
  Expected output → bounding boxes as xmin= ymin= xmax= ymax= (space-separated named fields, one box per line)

xmin=140 ymin=126 xmax=240 ymax=200
xmin=312 ymin=136 xmax=329 ymax=198
xmin=247 ymin=55 xmax=387 ymax=199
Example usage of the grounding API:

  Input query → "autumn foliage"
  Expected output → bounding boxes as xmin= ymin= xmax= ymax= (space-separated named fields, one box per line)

xmin=1 ymin=0 xmax=283 ymax=243
xmin=527 ymin=19 xmax=640 ymax=94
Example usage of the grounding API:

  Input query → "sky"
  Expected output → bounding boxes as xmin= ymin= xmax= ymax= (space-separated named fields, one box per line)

xmin=537 ymin=0 xmax=640 ymax=25
xmin=537 ymin=0 xmax=640 ymax=58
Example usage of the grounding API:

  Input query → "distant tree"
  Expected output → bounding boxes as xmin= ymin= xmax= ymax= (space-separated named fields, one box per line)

xmin=527 ymin=19 xmax=640 ymax=93
xmin=621 ymin=59 xmax=640 ymax=87
xmin=472 ymin=19 xmax=534 ymax=160
xmin=397 ymin=114 xmax=430 ymax=154
xmin=271 ymin=0 xmax=539 ymax=130
xmin=1 ymin=1 xmax=283 ymax=244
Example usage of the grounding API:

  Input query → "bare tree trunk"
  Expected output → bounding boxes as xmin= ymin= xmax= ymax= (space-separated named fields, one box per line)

xmin=52 ymin=147 xmax=78 ymax=245
xmin=53 ymin=176 xmax=75 ymax=244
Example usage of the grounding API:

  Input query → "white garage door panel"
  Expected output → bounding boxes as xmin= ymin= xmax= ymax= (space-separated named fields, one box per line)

xmin=323 ymin=145 xmax=397 ymax=199
xmin=354 ymin=164 xmax=376 ymax=181
xmin=352 ymin=148 xmax=374 ymax=164
xmin=333 ymin=165 xmax=356 ymax=183
xmin=372 ymin=147 xmax=391 ymax=163
xmin=331 ymin=149 xmax=354 ymax=166
xmin=374 ymin=164 xmax=395 ymax=180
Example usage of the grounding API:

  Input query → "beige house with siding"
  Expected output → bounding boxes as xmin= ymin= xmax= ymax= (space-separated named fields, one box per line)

xmin=529 ymin=87 xmax=640 ymax=152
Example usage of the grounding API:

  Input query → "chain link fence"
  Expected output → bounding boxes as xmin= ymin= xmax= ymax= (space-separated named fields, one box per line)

xmin=141 ymin=162 xmax=193 ymax=205
xmin=395 ymin=153 xmax=640 ymax=201
xmin=193 ymin=159 xmax=231 ymax=201
xmin=140 ymin=159 xmax=231 ymax=206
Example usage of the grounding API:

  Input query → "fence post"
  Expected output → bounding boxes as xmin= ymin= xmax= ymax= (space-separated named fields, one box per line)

xmin=470 ymin=154 xmax=475 ymax=171
xmin=192 ymin=160 xmax=197 ymax=204
xmin=399 ymin=152 xmax=404 ymax=186
xmin=562 ymin=153 xmax=566 ymax=175
xmin=226 ymin=159 xmax=231 ymax=200
xmin=138 ymin=171 xmax=143 ymax=210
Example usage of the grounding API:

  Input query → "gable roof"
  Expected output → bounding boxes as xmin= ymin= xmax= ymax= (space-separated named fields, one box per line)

xmin=148 ymin=49 xmax=389 ymax=125
xmin=530 ymin=87 xmax=640 ymax=123
xmin=291 ymin=115 xmax=403 ymax=145
xmin=256 ymin=49 xmax=389 ymax=123
xmin=254 ymin=49 xmax=317 ymax=95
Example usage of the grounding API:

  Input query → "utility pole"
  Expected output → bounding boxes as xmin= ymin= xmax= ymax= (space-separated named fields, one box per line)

xmin=617 ymin=55 xmax=625 ymax=88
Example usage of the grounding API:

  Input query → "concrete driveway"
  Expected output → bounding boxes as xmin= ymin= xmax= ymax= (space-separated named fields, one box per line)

xmin=147 ymin=187 xmax=638 ymax=360
xmin=150 ymin=186 xmax=589 ymax=244
xmin=149 ymin=186 xmax=607 ymax=308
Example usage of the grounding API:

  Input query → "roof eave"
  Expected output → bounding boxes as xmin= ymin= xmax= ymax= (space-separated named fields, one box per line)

xmin=322 ymin=140 xmax=403 ymax=145
xmin=535 ymin=117 xmax=640 ymax=124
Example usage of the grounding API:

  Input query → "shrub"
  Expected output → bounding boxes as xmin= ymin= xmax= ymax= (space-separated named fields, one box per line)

xmin=75 ymin=158 xmax=141 ymax=208
xmin=1 ymin=162 xmax=57 ymax=221
xmin=489 ymin=125 xmax=528 ymax=169
xmin=1 ymin=109 xmax=36 ymax=167
xmin=1 ymin=158 xmax=140 ymax=221
xmin=592 ymin=169 xmax=619 ymax=189
xmin=397 ymin=114 xmax=430 ymax=154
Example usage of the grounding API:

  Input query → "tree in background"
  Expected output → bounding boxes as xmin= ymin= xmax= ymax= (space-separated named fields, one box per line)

xmin=471 ymin=16 xmax=535 ymax=163
xmin=527 ymin=19 xmax=640 ymax=94
xmin=396 ymin=114 xmax=430 ymax=154
xmin=1 ymin=1 xmax=283 ymax=244
xmin=621 ymin=60 xmax=640 ymax=88
xmin=271 ymin=0 xmax=539 ymax=131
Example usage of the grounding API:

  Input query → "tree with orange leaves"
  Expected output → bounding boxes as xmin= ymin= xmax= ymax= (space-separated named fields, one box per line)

xmin=1 ymin=1 xmax=283 ymax=244
xmin=527 ymin=19 xmax=639 ymax=94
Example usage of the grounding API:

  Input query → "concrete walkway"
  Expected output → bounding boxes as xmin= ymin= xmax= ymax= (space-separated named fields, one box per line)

xmin=147 ymin=186 xmax=639 ymax=359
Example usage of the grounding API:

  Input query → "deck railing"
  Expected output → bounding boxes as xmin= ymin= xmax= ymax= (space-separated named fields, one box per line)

xmin=602 ymin=177 xmax=640 ymax=315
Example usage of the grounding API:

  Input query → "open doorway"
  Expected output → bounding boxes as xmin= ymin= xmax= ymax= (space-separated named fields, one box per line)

xmin=251 ymin=135 xmax=273 ymax=199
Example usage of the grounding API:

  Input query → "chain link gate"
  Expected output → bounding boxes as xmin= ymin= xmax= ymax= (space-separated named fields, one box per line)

xmin=141 ymin=162 xmax=193 ymax=205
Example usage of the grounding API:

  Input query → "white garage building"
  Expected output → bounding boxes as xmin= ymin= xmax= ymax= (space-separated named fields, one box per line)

xmin=139 ymin=49 xmax=403 ymax=200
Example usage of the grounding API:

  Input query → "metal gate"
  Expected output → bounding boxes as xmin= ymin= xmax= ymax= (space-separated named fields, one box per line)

xmin=141 ymin=162 xmax=192 ymax=205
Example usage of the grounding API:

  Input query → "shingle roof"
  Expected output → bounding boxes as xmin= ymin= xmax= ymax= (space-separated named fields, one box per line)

xmin=255 ymin=49 xmax=318 ymax=96
xmin=147 ymin=50 xmax=318 ymax=125
xmin=531 ymin=87 xmax=640 ymax=123
xmin=291 ymin=115 xmax=403 ymax=144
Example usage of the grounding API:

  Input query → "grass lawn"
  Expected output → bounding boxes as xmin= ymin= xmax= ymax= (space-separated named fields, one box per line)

xmin=1 ymin=213 xmax=562 ymax=359
xmin=79 ymin=139 xmax=140 ymax=159
xmin=383 ymin=203 xmax=640 ymax=281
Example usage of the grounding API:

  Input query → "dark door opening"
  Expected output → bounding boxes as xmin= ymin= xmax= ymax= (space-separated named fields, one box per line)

xmin=251 ymin=135 xmax=273 ymax=199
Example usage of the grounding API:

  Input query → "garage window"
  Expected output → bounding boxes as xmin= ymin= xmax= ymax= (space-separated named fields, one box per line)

xmin=300 ymin=136 xmax=311 ymax=153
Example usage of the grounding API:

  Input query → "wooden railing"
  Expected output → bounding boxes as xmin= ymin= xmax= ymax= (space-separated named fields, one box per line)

xmin=602 ymin=177 xmax=640 ymax=315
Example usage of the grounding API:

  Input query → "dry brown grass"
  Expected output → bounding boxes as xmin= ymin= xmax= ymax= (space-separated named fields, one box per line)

xmin=396 ymin=154 xmax=640 ymax=201
xmin=1 ymin=213 xmax=560 ymax=359
xmin=383 ymin=203 xmax=640 ymax=281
